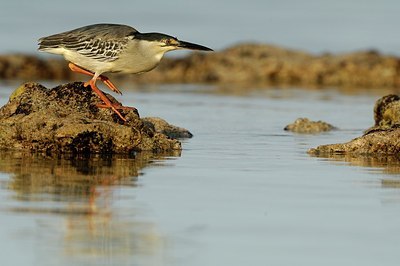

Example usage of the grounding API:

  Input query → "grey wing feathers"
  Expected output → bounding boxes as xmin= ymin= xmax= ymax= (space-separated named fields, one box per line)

xmin=38 ymin=24 xmax=138 ymax=62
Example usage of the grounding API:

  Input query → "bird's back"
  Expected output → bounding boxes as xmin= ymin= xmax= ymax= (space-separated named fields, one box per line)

xmin=38 ymin=24 xmax=138 ymax=63
xmin=38 ymin=24 xmax=137 ymax=50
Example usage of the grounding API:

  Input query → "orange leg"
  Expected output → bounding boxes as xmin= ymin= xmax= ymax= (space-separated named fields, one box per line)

xmin=96 ymin=104 xmax=136 ymax=111
xmin=87 ymin=78 xmax=127 ymax=121
xmin=68 ymin=62 xmax=131 ymax=121
xmin=68 ymin=63 xmax=122 ymax=95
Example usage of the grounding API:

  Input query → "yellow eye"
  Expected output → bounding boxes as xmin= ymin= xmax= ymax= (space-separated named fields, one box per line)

xmin=162 ymin=38 xmax=178 ymax=47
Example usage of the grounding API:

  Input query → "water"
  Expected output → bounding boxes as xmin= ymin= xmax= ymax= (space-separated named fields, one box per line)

xmin=1 ymin=0 xmax=400 ymax=55
xmin=1 ymin=82 xmax=400 ymax=265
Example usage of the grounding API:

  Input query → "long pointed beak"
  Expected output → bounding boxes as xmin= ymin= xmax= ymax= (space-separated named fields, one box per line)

xmin=177 ymin=40 xmax=213 ymax=51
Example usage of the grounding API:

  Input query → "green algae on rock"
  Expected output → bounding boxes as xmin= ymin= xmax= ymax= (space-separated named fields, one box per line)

xmin=0 ymin=82 xmax=190 ymax=154
xmin=284 ymin=118 xmax=335 ymax=134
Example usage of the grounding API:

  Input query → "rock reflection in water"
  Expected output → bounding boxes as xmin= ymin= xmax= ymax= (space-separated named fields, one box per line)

xmin=310 ymin=152 xmax=400 ymax=173
xmin=310 ymin=152 xmax=400 ymax=189
xmin=0 ymin=151 xmax=180 ymax=263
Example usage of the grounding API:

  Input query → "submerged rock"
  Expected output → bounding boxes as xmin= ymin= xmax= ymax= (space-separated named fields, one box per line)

xmin=309 ymin=94 xmax=400 ymax=155
xmin=0 ymin=82 xmax=190 ymax=154
xmin=284 ymin=118 xmax=335 ymax=133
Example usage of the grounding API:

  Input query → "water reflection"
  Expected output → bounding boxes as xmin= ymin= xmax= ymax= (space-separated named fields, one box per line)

xmin=0 ymin=151 xmax=180 ymax=264
xmin=310 ymin=152 xmax=400 ymax=189
xmin=310 ymin=152 xmax=400 ymax=173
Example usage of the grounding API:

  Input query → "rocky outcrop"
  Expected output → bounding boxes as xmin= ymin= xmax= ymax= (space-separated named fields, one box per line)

xmin=284 ymin=118 xmax=335 ymax=133
xmin=309 ymin=94 xmax=400 ymax=156
xmin=1 ymin=44 xmax=400 ymax=88
xmin=308 ymin=129 xmax=400 ymax=155
xmin=0 ymin=82 xmax=191 ymax=154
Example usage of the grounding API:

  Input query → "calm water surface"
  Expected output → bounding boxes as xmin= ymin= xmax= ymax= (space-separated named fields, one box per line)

xmin=1 ymin=82 xmax=400 ymax=265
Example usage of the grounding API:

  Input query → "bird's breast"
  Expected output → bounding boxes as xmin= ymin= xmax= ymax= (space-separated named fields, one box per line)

xmin=112 ymin=43 xmax=165 ymax=74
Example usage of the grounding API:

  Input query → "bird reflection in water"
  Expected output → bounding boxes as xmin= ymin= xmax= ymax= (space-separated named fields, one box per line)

xmin=0 ymin=151 xmax=180 ymax=262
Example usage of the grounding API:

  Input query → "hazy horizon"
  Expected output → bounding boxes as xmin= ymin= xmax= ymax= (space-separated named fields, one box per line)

xmin=0 ymin=0 xmax=399 ymax=55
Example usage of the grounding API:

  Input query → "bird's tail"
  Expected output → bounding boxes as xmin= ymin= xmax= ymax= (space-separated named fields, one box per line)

xmin=37 ymin=34 xmax=65 ymax=51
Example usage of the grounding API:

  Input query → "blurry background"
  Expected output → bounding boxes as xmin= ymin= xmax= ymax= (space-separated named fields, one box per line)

xmin=1 ymin=0 xmax=399 ymax=55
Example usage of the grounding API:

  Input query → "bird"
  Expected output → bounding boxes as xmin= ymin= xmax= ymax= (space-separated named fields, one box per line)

xmin=38 ymin=23 xmax=213 ymax=121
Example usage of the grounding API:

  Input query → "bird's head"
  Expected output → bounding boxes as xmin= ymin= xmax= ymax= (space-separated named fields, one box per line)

xmin=135 ymin=32 xmax=213 ymax=53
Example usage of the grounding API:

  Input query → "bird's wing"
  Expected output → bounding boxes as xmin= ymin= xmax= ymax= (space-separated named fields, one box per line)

xmin=38 ymin=24 xmax=138 ymax=62
xmin=63 ymin=36 xmax=131 ymax=62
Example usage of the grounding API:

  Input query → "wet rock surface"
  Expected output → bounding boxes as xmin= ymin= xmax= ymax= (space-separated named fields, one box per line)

xmin=284 ymin=118 xmax=335 ymax=134
xmin=2 ymin=44 xmax=400 ymax=88
xmin=308 ymin=129 xmax=400 ymax=155
xmin=0 ymin=82 xmax=190 ymax=154
xmin=370 ymin=94 xmax=400 ymax=130
xmin=141 ymin=117 xmax=193 ymax=139
xmin=309 ymin=95 xmax=400 ymax=156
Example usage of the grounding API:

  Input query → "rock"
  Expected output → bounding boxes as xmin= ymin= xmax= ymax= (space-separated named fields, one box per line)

xmin=0 ymin=54 xmax=71 ymax=80
xmin=284 ymin=118 xmax=335 ymax=133
xmin=373 ymin=94 xmax=400 ymax=126
xmin=0 ymin=82 xmax=188 ymax=154
xmin=2 ymin=44 xmax=400 ymax=88
xmin=141 ymin=117 xmax=193 ymax=139
xmin=309 ymin=94 xmax=400 ymax=155
xmin=308 ymin=129 xmax=400 ymax=155
xmin=363 ymin=94 xmax=400 ymax=135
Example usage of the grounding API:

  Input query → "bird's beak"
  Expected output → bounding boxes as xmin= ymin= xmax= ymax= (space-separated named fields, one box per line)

xmin=177 ymin=40 xmax=213 ymax=51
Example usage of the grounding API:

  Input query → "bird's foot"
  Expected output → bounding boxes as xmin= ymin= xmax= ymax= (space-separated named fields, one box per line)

xmin=99 ymin=103 xmax=127 ymax=122
xmin=96 ymin=103 xmax=137 ymax=112
xmin=96 ymin=103 xmax=137 ymax=122
xmin=85 ymin=79 xmax=128 ymax=122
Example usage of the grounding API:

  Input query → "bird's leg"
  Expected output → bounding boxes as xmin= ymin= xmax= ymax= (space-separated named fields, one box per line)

xmin=87 ymin=77 xmax=127 ymax=122
xmin=68 ymin=63 xmax=122 ymax=95
xmin=96 ymin=103 xmax=136 ymax=111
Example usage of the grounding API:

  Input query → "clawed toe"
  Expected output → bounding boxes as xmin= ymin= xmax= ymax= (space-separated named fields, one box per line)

xmin=96 ymin=103 xmax=137 ymax=112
